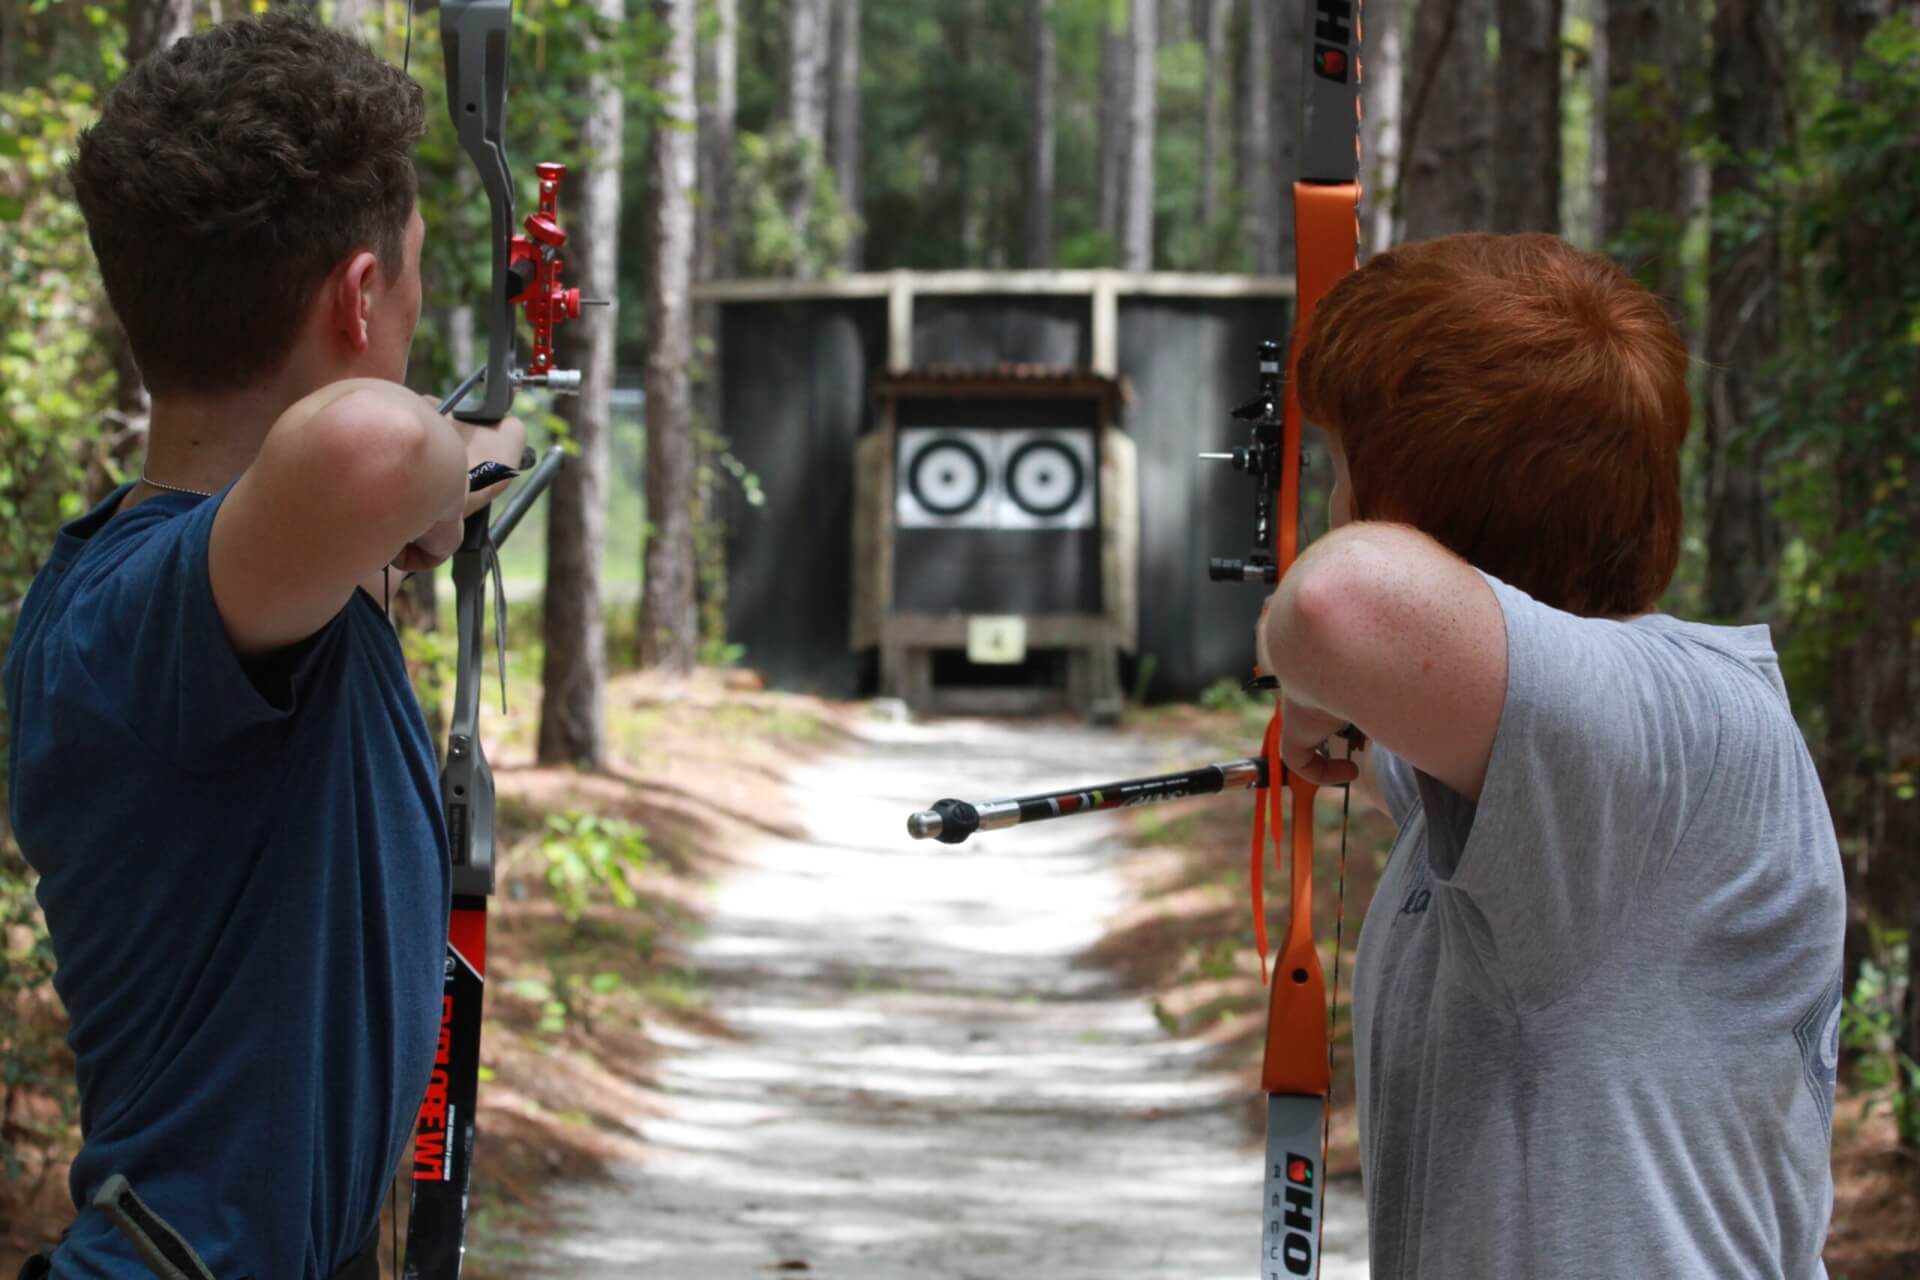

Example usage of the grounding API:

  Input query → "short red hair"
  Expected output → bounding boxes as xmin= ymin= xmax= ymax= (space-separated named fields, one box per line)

xmin=1295 ymin=233 xmax=1691 ymax=617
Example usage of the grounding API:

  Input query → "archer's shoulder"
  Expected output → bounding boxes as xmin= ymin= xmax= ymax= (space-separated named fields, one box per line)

xmin=1486 ymin=575 xmax=1802 ymax=753
xmin=1626 ymin=611 xmax=1801 ymax=724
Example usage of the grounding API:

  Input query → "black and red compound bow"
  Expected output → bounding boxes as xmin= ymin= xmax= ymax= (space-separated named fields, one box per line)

xmin=402 ymin=1 xmax=593 ymax=1274
xmin=905 ymin=4 xmax=1364 ymax=1276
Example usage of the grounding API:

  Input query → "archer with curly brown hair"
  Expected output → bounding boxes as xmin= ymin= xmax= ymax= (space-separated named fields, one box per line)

xmin=5 ymin=13 xmax=526 ymax=1278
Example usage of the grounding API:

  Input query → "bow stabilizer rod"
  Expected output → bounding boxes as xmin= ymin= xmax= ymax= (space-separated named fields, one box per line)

xmin=907 ymin=758 xmax=1267 ymax=844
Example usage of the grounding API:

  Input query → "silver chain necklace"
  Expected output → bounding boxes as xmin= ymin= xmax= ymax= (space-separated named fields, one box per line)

xmin=140 ymin=471 xmax=216 ymax=499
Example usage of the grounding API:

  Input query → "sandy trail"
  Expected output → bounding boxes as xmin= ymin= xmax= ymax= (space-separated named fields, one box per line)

xmin=524 ymin=716 xmax=1368 ymax=1279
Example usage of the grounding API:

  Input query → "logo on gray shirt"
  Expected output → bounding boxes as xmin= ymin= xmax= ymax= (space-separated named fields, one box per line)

xmin=1793 ymin=974 xmax=1843 ymax=1133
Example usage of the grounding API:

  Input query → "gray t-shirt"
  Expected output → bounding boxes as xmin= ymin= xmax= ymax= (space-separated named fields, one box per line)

xmin=1354 ymin=572 xmax=1844 ymax=1279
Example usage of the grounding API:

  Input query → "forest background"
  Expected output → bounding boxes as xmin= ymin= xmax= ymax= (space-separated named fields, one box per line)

xmin=1 ymin=0 xmax=1917 ymax=1265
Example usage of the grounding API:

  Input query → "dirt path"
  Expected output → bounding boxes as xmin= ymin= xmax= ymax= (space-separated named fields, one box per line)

xmin=523 ymin=716 xmax=1369 ymax=1279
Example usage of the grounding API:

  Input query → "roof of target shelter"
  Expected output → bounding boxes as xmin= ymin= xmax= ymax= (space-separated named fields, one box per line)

xmin=695 ymin=269 xmax=1314 ymax=703
xmin=875 ymin=365 xmax=1129 ymax=414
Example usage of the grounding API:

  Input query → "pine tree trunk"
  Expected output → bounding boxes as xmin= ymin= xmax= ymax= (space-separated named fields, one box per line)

xmin=786 ymin=0 xmax=827 ymax=244
xmin=1272 ymin=0 xmax=1301 ymax=261
xmin=1819 ymin=0 xmax=1920 ymax=1079
xmin=698 ymin=0 xmax=738 ymax=288
xmin=1703 ymin=0 xmax=1782 ymax=624
xmin=694 ymin=0 xmax=738 ymax=661
xmin=129 ymin=0 xmax=192 ymax=63
xmin=1199 ymin=0 xmax=1232 ymax=236
xmin=830 ymin=0 xmax=862 ymax=268
xmin=1490 ymin=0 xmax=1563 ymax=232
xmin=948 ymin=0 xmax=988 ymax=262
xmin=540 ymin=0 xmax=623 ymax=765
xmin=1123 ymin=0 xmax=1158 ymax=270
xmin=1026 ymin=0 xmax=1057 ymax=268
xmin=1163 ymin=0 xmax=1192 ymax=41
xmin=0 ymin=0 xmax=18 ymax=89
xmin=1099 ymin=16 xmax=1130 ymax=246
xmin=1586 ymin=0 xmax=1607 ymax=243
xmin=1242 ymin=0 xmax=1281 ymax=271
xmin=1401 ymin=0 xmax=1493 ymax=239
xmin=1361 ymin=0 xmax=1406 ymax=253
xmin=1597 ymin=0 xmax=1694 ymax=306
xmin=641 ymin=0 xmax=699 ymax=672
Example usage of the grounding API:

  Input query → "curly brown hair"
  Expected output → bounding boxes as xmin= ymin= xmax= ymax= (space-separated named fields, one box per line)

xmin=69 ymin=12 xmax=427 ymax=396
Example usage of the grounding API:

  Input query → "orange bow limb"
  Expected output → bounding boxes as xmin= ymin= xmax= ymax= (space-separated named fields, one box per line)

xmin=1252 ymin=179 xmax=1356 ymax=1099
xmin=1256 ymin=704 xmax=1332 ymax=1098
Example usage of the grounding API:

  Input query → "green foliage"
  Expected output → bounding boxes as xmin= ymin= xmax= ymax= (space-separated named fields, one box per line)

xmin=538 ymin=811 xmax=653 ymax=922
xmin=690 ymin=417 xmax=766 ymax=667
xmin=511 ymin=960 xmax=631 ymax=1038
xmin=0 ymin=76 xmax=116 ymax=1141
xmin=399 ymin=617 xmax=458 ymax=738
xmin=406 ymin=0 xmax=666 ymax=388
xmin=1840 ymin=927 xmax=1919 ymax=1145
xmin=844 ymin=0 xmax=1248 ymax=272
xmin=1744 ymin=18 xmax=1920 ymax=722
xmin=0 ymin=79 xmax=115 ymax=631
xmin=1194 ymin=935 xmax=1239 ymax=981
xmin=1197 ymin=676 xmax=1256 ymax=713
xmin=733 ymin=127 xmax=859 ymax=278
xmin=1152 ymin=38 xmax=1246 ymax=272
xmin=0 ymin=848 xmax=68 ymax=1171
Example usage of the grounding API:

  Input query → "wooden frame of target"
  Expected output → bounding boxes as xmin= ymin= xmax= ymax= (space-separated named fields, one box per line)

xmin=860 ymin=368 xmax=1138 ymax=719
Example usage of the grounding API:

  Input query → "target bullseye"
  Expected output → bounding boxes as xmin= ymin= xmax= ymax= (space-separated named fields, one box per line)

xmin=1004 ymin=439 xmax=1086 ymax=518
xmin=907 ymin=437 xmax=990 ymax=517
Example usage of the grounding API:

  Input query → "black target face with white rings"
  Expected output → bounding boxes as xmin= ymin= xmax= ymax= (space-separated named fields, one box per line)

xmin=908 ymin=437 xmax=990 ymax=516
xmin=992 ymin=428 xmax=1096 ymax=530
xmin=896 ymin=428 xmax=999 ymax=528
xmin=1003 ymin=439 xmax=1086 ymax=519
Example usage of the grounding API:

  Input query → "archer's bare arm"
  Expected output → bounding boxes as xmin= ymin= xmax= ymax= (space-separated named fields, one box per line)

xmin=208 ymin=379 xmax=475 ymax=656
xmin=1258 ymin=523 xmax=1507 ymax=803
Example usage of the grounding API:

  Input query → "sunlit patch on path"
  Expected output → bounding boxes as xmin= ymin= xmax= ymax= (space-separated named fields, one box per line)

xmin=522 ymin=716 xmax=1368 ymax=1279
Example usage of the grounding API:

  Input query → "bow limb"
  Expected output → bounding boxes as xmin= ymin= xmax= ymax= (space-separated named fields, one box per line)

xmin=404 ymin=3 xmax=582 ymax=1274
xmin=1257 ymin=4 xmax=1363 ymax=1278
xmin=439 ymin=0 xmax=518 ymax=426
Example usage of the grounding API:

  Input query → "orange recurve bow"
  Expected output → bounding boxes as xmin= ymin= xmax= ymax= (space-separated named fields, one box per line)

xmin=1253 ymin=1 xmax=1364 ymax=1276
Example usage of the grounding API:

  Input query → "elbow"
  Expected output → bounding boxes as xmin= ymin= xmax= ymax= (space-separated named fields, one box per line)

xmin=297 ymin=386 xmax=455 ymax=532
xmin=1266 ymin=529 xmax=1393 ymax=690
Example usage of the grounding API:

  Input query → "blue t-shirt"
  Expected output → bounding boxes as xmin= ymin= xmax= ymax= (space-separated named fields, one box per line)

xmin=3 ymin=486 xmax=450 ymax=1278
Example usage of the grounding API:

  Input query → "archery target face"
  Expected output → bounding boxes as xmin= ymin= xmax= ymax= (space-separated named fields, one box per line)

xmin=993 ymin=429 xmax=1096 ymax=529
xmin=897 ymin=429 xmax=996 ymax=527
